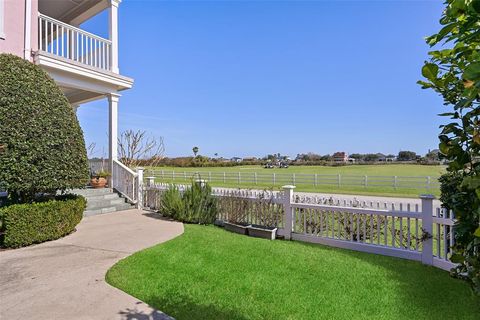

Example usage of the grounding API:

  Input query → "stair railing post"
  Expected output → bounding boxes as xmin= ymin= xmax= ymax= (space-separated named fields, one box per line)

xmin=136 ymin=167 xmax=144 ymax=209
xmin=146 ymin=176 xmax=155 ymax=187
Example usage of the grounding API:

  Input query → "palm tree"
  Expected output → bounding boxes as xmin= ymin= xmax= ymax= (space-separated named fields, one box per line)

xmin=192 ymin=146 xmax=199 ymax=157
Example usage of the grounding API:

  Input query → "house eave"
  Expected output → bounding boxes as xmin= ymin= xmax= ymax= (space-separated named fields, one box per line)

xmin=34 ymin=52 xmax=133 ymax=92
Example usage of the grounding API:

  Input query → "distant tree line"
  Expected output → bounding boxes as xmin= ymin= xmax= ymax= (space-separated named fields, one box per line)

xmin=87 ymin=133 xmax=441 ymax=168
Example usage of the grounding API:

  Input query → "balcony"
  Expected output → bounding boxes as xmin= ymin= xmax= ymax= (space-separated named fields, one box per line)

xmin=35 ymin=12 xmax=132 ymax=105
xmin=38 ymin=13 xmax=112 ymax=72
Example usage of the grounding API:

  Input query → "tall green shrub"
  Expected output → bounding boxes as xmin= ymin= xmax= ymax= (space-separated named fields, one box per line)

xmin=0 ymin=54 xmax=89 ymax=202
xmin=160 ymin=182 xmax=218 ymax=224
xmin=160 ymin=185 xmax=185 ymax=220
xmin=419 ymin=0 xmax=480 ymax=293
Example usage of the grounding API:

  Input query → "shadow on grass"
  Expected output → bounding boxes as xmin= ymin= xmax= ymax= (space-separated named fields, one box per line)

xmin=119 ymin=307 xmax=172 ymax=320
xmin=121 ymin=295 xmax=249 ymax=320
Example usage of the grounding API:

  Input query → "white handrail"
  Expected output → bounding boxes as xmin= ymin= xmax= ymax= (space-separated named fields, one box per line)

xmin=114 ymin=159 xmax=138 ymax=177
xmin=112 ymin=159 xmax=138 ymax=204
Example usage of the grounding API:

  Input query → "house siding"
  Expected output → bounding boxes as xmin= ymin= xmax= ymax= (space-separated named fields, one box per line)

xmin=0 ymin=0 xmax=38 ymax=60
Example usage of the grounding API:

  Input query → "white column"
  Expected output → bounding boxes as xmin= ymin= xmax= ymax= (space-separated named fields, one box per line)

xmin=108 ymin=93 xmax=120 ymax=174
xmin=109 ymin=0 xmax=121 ymax=73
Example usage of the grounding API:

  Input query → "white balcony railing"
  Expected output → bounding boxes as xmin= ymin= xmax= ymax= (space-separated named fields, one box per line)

xmin=38 ymin=14 xmax=112 ymax=72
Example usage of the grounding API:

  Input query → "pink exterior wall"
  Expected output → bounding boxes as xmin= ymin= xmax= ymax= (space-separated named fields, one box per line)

xmin=31 ymin=0 xmax=38 ymax=54
xmin=0 ymin=0 xmax=38 ymax=61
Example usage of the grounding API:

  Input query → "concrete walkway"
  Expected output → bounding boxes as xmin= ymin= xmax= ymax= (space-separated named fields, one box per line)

xmin=0 ymin=209 xmax=184 ymax=320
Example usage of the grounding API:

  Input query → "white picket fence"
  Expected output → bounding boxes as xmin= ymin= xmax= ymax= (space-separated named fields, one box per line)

xmin=142 ymin=182 xmax=456 ymax=272
xmin=145 ymin=169 xmax=441 ymax=192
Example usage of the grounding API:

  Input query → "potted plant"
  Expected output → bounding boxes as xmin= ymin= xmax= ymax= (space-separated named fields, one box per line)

xmin=90 ymin=170 xmax=110 ymax=188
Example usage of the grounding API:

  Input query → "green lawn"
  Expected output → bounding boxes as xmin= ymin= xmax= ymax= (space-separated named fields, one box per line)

xmin=106 ymin=224 xmax=479 ymax=320
xmin=145 ymin=164 xmax=446 ymax=197
xmin=147 ymin=164 xmax=445 ymax=176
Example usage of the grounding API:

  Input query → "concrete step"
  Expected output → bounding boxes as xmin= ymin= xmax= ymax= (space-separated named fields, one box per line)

xmin=84 ymin=193 xmax=119 ymax=202
xmin=72 ymin=187 xmax=136 ymax=217
xmin=83 ymin=203 xmax=135 ymax=217
xmin=70 ymin=188 xmax=113 ymax=197
xmin=86 ymin=198 xmax=126 ymax=210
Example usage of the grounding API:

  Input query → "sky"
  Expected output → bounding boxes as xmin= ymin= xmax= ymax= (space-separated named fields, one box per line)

xmin=77 ymin=0 xmax=446 ymax=159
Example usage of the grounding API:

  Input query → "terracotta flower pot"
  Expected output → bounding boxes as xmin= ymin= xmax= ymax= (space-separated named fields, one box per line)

xmin=90 ymin=177 xmax=107 ymax=188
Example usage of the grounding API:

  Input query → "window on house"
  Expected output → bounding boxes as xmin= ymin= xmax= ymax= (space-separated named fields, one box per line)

xmin=0 ymin=0 xmax=5 ymax=39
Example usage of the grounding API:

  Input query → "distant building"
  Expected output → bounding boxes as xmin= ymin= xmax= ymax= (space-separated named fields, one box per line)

xmin=333 ymin=152 xmax=356 ymax=163
xmin=376 ymin=153 xmax=387 ymax=161
xmin=333 ymin=152 xmax=349 ymax=163
xmin=242 ymin=157 xmax=258 ymax=162
xmin=231 ymin=157 xmax=242 ymax=163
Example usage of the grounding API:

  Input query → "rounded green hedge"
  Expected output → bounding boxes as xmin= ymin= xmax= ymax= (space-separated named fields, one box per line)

xmin=0 ymin=195 xmax=86 ymax=248
xmin=0 ymin=54 xmax=89 ymax=201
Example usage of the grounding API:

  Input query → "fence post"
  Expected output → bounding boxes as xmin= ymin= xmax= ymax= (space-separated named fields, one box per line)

xmin=337 ymin=174 xmax=341 ymax=187
xmin=136 ymin=167 xmax=144 ymax=209
xmin=223 ymin=172 xmax=226 ymax=183
xmin=273 ymin=173 xmax=276 ymax=185
xmin=146 ymin=176 xmax=155 ymax=187
xmin=292 ymin=173 xmax=296 ymax=185
xmin=314 ymin=174 xmax=318 ymax=187
xmin=283 ymin=185 xmax=296 ymax=240
xmin=254 ymin=172 xmax=258 ymax=185
xmin=364 ymin=175 xmax=368 ymax=188
xmin=238 ymin=172 xmax=241 ymax=185
xmin=426 ymin=176 xmax=431 ymax=192
xmin=393 ymin=176 xmax=398 ymax=190
xmin=420 ymin=194 xmax=435 ymax=266
xmin=209 ymin=171 xmax=212 ymax=182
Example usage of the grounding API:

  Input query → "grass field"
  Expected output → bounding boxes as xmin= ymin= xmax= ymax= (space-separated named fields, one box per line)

xmin=107 ymin=224 xmax=479 ymax=320
xmin=145 ymin=164 xmax=446 ymax=198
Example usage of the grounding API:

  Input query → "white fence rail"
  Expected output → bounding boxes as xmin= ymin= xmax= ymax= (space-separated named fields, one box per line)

xmin=145 ymin=169 xmax=441 ymax=192
xmin=143 ymin=182 xmax=456 ymax=271
xmin=38 ymin=14 xmax=112 ymax=71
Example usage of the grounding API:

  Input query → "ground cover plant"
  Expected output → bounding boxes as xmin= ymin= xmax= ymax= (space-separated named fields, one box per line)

xmin=107 ymin=225 xmax=480 ymax=320
xmin=146 ymin=164 xmax=446 ymax=197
